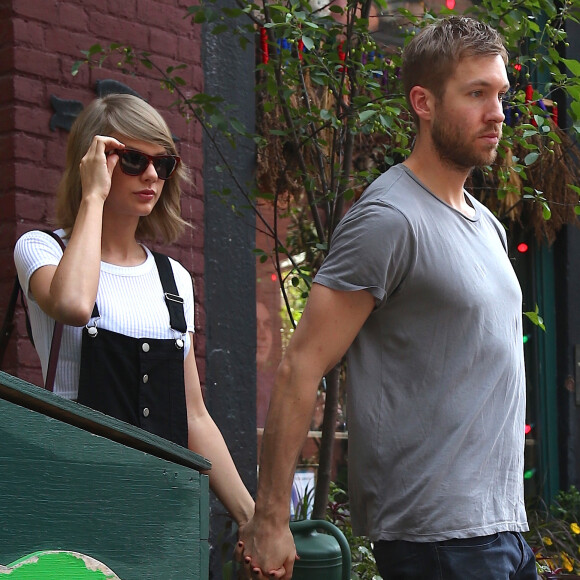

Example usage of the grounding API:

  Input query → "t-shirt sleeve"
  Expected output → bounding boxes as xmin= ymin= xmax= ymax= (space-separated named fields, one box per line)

xmin=14 ymin=230 xmax=65 ymax=299
xmin=314 ymin=200 xmax=413 ymax=308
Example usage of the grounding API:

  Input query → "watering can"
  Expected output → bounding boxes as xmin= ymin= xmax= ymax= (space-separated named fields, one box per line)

xmin=289 ymin=519 xmax=351 ymax=580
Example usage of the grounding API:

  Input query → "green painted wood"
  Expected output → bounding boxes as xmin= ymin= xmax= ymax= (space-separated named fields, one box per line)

xmin=0 ymin=551 xmax=121 ymax=579
xmin=0 ymin=371 xmax=210 ymax=472
xmin=0 ymin=372 xmax=211 ymax=580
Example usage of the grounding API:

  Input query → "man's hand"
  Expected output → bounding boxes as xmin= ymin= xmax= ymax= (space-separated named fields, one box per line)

xmin=237 ymin=515 xmax=296 ymax=579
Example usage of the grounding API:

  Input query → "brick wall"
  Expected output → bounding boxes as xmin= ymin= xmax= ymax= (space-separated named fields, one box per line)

xmin=0 ymin=0 xmax=205 ymax=386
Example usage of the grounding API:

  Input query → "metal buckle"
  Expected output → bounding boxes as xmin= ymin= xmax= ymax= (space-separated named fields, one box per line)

xmin=164 ymin=292 xmax=184 ymax=304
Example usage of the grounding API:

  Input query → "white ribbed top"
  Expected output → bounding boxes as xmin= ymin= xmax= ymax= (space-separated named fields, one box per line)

xmin=14 ymin=229 xmax=195 ymax=400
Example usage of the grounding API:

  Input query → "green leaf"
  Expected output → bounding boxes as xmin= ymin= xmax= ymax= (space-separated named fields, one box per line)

xmin=359 ymin=110 xmax=377 ymax=122
xmin=524 ymin=152 xmax=539 ymax=166
xmin=301 ymin=35 xmax=314 ymax=51
xmin=524 ymin=305 xmax=546 ymax=331
xmin=230 ymin=118 xmax=247 ymax=134
xmin=562 ymin=58 xmax=580 ymax=77
xmin=71 ymin=60 xmax=84 ymax=76
xmin=542 ymin=203 xmax=552 ymax=220
xmin=211 ymin=24 xmax=229 ymax=34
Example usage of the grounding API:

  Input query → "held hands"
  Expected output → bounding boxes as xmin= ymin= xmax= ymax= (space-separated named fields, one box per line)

xmin=79 ymin=135 xmax=125 ymax=204
xmin=236 ymin=516 xmax=296 ymax=579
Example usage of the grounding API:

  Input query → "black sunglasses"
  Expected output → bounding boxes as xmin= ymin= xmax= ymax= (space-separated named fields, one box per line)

xmin=112 ymin=148 xmax=180 ymax=180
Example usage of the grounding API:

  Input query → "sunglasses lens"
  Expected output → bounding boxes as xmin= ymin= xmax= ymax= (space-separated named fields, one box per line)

xmin=153 ymin=157 xmax=178 ymax=180
xmin=119 ymin=150 xmax=149 ymax=176
xmin=117 ymin=150 xmax=179 ymax=180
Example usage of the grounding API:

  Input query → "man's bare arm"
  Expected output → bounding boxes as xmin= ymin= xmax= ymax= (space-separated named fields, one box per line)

xmin=240 ymin=283 xmax=375 ymax=579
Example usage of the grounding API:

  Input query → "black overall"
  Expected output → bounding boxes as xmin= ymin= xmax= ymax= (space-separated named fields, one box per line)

xmin=77 ymin=252 xmax=189 ymax=448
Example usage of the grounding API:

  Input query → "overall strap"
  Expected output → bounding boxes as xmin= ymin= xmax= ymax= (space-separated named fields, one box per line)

xmin=152 ymin=252 xmax=187 ymax=334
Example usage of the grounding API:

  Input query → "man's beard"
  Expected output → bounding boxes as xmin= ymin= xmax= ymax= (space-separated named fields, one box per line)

xmin=431 ymin=113 xmax=500 ymax=171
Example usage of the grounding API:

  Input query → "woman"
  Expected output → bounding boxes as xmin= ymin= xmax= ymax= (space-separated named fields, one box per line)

xmin=14 ymin=93 xmax=254 ymax=530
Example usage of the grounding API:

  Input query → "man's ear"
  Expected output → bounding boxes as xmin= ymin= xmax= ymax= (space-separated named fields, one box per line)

xmin=409 ymin=86 xmax=435 ymax=122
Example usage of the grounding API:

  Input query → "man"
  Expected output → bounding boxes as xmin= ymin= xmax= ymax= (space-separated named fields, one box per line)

xmin=241 ymin=16 xmax=537 ymax=579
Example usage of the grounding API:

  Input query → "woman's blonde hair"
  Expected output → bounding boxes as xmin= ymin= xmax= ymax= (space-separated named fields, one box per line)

xmin=56 ymin=93 xmax=190 ymax=243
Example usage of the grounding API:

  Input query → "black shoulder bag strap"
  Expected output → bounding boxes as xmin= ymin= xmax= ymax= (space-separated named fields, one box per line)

xmin=0 ymin=230 xmax=66 ymax=391
xmin=0 ymin=276 xmax=23 ymax=368
xmin=38 ymin=230 xmax=66 ymax=392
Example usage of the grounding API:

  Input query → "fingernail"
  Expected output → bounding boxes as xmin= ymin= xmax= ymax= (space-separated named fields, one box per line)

xmin=245 ymin=556 xmax=251 ymax=564
xmin=238 ymin=541 xmax=243 ymax=548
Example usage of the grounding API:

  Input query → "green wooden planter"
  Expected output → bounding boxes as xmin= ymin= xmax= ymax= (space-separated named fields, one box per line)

xmin=0 ymin=371 xmax=211 ymax=580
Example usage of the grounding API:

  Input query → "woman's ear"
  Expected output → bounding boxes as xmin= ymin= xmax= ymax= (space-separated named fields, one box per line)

xmin=409 ymin=85 xmax=435 ymax=122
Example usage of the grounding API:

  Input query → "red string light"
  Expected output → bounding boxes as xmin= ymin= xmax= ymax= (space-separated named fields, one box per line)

xmin=337 ymin=42 xmax=346 ymax=73
xmin=260 ymin=27 xmax=269 ymax=64
xmin=525 ymin=84 xmax=534 ymax=102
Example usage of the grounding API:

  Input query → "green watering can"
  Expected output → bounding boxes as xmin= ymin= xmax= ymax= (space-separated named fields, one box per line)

xmin=290 ymin=519 xmax=351 ymax=580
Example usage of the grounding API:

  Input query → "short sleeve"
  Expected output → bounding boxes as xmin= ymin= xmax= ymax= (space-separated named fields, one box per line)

xmin=14 ymin=230 xmax=66 ymax=299
xmin=314 ymin=200 xmax=414 ymax=308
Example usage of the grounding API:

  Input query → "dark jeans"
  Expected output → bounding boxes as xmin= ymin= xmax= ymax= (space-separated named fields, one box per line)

xmin=373 ymin=532 xmax=538 ymax=580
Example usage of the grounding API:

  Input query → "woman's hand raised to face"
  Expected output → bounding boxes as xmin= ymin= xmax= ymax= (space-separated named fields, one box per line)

xmin=79 ymin=135 xmax=125 ymax=204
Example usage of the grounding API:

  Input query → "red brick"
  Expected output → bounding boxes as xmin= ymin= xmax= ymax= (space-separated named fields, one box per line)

xmin=74 ymin=0 xmax=107 ymax=10
xmin=13 ymin=104 xmax=52 ymax=137
xmin=0 ymin=103 xmax=14 ymax=132
xmin=14 ymin=47 xmax=61 ymax=79
xmin=13 ymin=132 xmax=45 ymax=163
xmin=13 ymin=0 xmax=61 ymax=25
xmin=13 ymin=76 xmax=45 ymax=105
xmin=178 ymin=35 xmax=202 ymax=66
xmin=15 ymin=191 xmax=51 ymax=221
xmin=0 ymin=131 xmax=14 ymax=156
xmin=89 ymin=13 xmax=150 ymax=47
xmin=0 ymin=75 xmax=14 ymax=105
xmin=12 ymin=18 xmax=45 ymax=47
xmin=0 ymin=46 xmax=14 ymax=75
xmin=46 ymin=28 xmax=86 ymax=57
xmin=0 ymin=218 xmax=16 ymax=247
xmin=15 ymin=164 xmax=61 ymax=195
xmin=0 ymin=11 xmax=13 ymax=44
xmin=137 ymin=0 xmax=189 ymax=33
xmin=46 ymin=138 xmax=67 ymax=169
xmin=57 ymin=3 xmax=90 ymax=33
xmin=46 ymin=83 xmax=91 ymax=108
xmin=111 ymin=0 xmax=138 ymax=20
xmin=150 ymin=28 xmax=183 ymax=60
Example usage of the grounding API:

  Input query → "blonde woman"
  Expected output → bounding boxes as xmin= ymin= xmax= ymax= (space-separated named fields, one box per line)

xmin=14 ymin=93 xmax=254 ymax=531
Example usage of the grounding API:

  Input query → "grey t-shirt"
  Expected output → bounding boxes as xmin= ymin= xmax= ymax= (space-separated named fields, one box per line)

xmin=315 ymin=164 xmax=528 ymax=542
